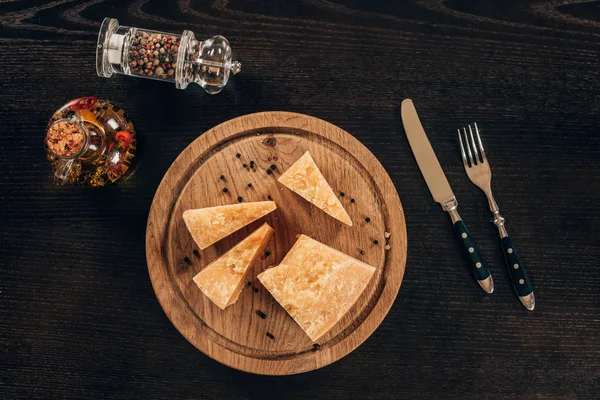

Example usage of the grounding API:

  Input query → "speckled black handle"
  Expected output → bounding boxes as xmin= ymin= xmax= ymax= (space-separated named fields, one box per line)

xmin=501 ymin=236 xmax=533 ymax=297
xmin=453 ymin=221 xmax=491 ymax=281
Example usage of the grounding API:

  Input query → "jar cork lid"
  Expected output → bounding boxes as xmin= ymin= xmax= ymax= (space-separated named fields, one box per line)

xmin=46 ymin=120 xmax=85 ymax=158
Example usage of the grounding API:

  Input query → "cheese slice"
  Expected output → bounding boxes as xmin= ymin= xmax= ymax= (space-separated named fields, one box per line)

xmin=193 ymin=223 xmax=274 ymax=310
xmin=183 ymin=201 xmax=276 ymax=250
xmin=278 ymin=151 xmax=352 ymax=226
xmin=258 ymin=235 xmax=375 ymax=341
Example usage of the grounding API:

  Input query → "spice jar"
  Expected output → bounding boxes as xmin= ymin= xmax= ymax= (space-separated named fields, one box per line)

xmin=45 ymin=97 xmax=136 ymax=187
xmin=96 ymin=18 xmax=241 ymax=94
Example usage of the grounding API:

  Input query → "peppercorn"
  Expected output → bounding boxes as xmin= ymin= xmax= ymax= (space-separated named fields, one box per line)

xmin=127 ymin=30 xmax=180 ymax=81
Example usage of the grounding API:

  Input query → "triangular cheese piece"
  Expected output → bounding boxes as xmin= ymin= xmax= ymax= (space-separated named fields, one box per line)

xmin=193 ymin=223 xmax=274 ymax=310
xmin=278 ymin=151 xmax=352 ymax=226
xmin=183 ymin=201 xmax=276 ymax=250
xmin=258 ymin=235 xmax=375 ymax=341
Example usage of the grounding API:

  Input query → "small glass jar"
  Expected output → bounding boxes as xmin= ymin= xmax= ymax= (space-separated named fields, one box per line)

xmin=45 ymin=97 xmax=137 ymax=187
xmin=96 ymin=18 xmax=241 ymax=94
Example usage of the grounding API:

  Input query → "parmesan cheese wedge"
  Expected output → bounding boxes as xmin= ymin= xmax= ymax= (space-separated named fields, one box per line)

xmin=193 ymin=222 xmax=274 ymax=310
xmin=183 ymin=201 xmax=277 ymax=250
xmin=258 ymin=235 xmax=375 ymax=341
xmin=278 ymin=151 xmax=352 ymax=226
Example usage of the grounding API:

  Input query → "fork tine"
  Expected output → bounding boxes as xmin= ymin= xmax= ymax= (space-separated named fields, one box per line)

xmin=468 ymin=125 xmax=479 ymax=164
xmin=462 ymin=127 xmax=474 ymax=167
xmin=458 ymin=129 xmax=468 ymax=168
xmin=474 ymin=122 xmax=486 ymax=162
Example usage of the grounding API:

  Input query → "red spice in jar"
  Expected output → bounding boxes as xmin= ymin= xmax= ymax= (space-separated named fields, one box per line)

xmin=46 ymin=120 xmax=84 ymax=157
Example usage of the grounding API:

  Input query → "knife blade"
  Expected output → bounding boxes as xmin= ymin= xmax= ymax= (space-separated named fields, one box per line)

xmin=401 ymin=99 xmax=494 ymax=293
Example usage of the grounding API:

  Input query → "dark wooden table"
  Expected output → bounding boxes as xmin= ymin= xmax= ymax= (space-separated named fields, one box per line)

xmin=2 ymin=1 xmax=599 ymax=398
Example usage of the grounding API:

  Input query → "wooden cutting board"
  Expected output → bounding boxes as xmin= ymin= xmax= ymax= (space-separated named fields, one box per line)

xmin=146 ymin=112 xmax=407 ymax=375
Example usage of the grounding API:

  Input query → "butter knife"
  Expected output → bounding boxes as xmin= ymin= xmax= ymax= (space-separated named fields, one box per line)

xmin=401 ymin=99 xmax=494 ymax=293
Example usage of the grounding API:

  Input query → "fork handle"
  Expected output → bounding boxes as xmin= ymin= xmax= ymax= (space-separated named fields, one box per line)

xmin=501 ymin=236 xmax=533 ymax=297
xmin=453 ymin=220 xmax=493 ymax=292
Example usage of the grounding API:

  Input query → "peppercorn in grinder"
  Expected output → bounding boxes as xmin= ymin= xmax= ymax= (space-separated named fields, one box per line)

xmin=96 ymin=18 xmax=241 ymax=94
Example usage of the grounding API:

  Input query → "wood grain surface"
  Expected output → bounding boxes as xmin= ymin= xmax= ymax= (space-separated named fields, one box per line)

xmin=146 ymin=111 xmax=406 ymax=375
xmin=1 ymin=0 xmax=599 ymax=398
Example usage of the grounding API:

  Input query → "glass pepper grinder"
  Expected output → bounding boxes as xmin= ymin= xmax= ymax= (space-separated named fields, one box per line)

xmin=96 ymin=18 xmax=241 ymax=94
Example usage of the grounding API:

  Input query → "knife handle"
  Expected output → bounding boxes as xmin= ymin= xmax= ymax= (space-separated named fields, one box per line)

xmin=501 ymin=236 xmax=533 ymax=297
xmin=453 ymin=220 xmax=493 ymax=287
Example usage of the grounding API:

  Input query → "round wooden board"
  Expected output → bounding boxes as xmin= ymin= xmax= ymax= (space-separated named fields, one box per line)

xmin=146 ymin=112 xmax=407 ymax=375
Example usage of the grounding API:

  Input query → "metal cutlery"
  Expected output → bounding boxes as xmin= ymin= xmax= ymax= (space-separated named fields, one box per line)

xmin=401 ymin=99 xmax=494 ymax=293
xmin=458 ymin=123 xmax=535 ymax=310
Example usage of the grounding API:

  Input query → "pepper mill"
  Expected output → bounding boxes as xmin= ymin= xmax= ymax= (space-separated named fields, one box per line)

xmin=96 ymin=18 xmax=241 ymax=94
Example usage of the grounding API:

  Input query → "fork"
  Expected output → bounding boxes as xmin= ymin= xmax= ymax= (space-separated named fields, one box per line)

xmin=458 ymin=124 xmax=535 ymax=310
